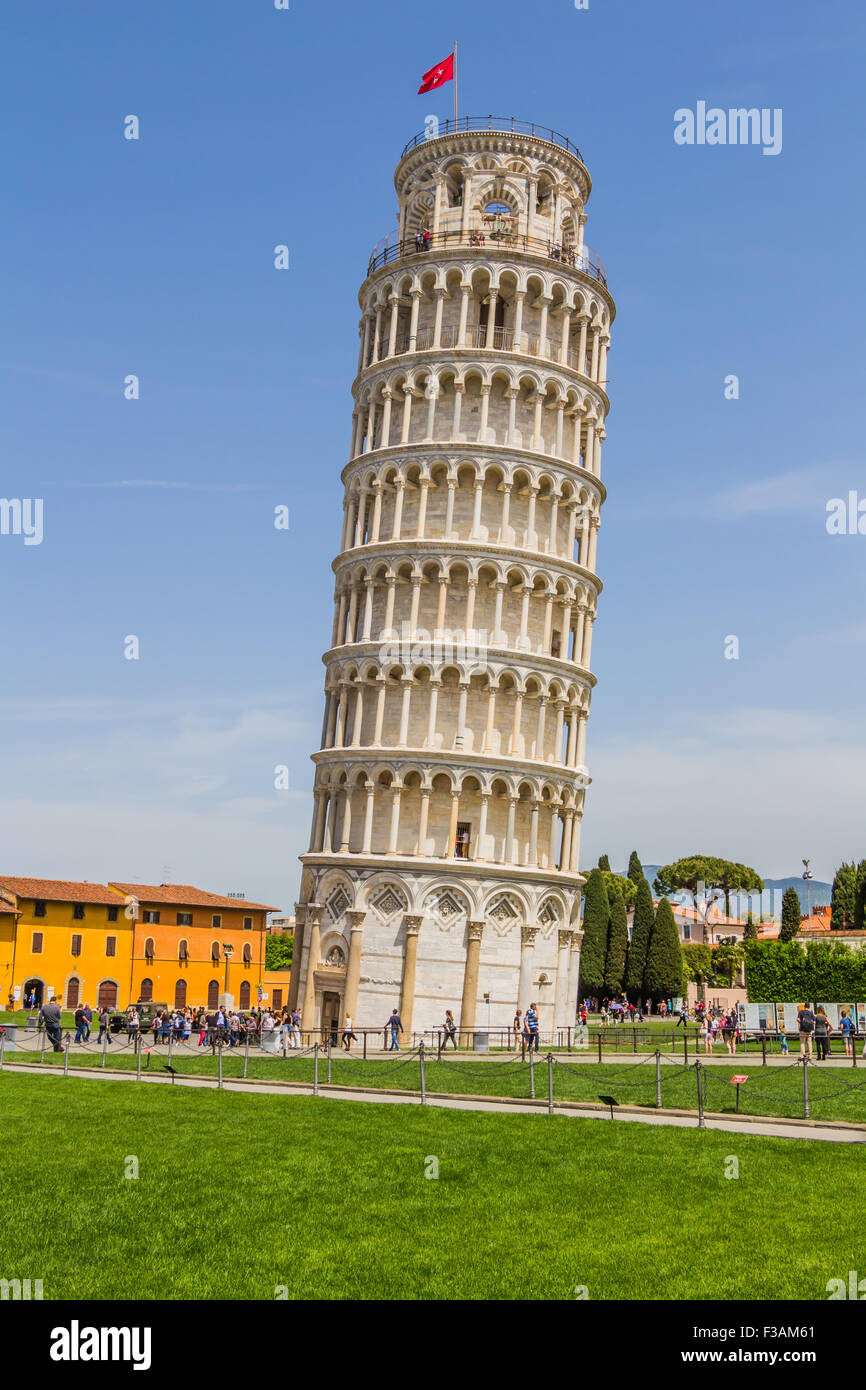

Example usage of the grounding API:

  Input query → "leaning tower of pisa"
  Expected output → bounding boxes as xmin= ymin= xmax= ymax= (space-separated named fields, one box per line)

xmin=290 ymin=118 xmax=614 ymax=1043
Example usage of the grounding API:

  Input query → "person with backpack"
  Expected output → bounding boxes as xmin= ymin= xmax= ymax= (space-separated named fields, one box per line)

xmin=525 ymin=1003 xmax=540 ymax=1052
xmin=443 ymin=1010 xmax=458 ymax=1050
xmin=797 ymin=1003 xmax=815 ymax=1058
xmin=40 ymin=997 xmax=63 ymax=1052
xmin=97 ymin=1006 xmax=112 ymax=1045
xmin=813 ymin=1007 xmax=832 ymax=1061
xmin=73 ymin=1005 xmax=87 ymax=1044
xmin=839 ymin=1009 xmax=855 ymax=1058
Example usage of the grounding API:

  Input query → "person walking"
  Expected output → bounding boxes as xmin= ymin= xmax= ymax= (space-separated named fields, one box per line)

xmin=525 ymin=1002 xmax=540 ymax=1053
xmin=386 ymin=1009 xmax=403 ymax=1051
xmin=97 ymin=1006 xmax=112 ymax=1045
xmin=341 ymin=1014 xmax=357 ymax=1051
xmin=73 ymin=1004 xmax=87 ymax=1044
xmin=82 ymin=1003 xmax=93 ymax=1041
xmin=839 ymin=1009 xmax=854 ymax=1058
xmin=443 ymin=1010 xmax=458 ymax=1050
xmin=797 ymin=1003 xmax=815 ymax=1059
xmin=39 ymin=996 xmax=63 ymax=1052
xmin=291 ymin=1008 xmax=302 ymax=1049
xmin=813 ymin=1007 xmax=832 ymax=1061
xmin=513 ymin=1008 xmax=523 ymax=1050
xmin=127 ymin=1007 xmax=140 ymax=1045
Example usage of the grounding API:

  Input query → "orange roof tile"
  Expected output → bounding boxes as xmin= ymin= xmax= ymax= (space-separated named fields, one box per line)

xmin=108 ymin=882 xmax=277 ymax=912
xmin=0 ymin=876 xmax=124 ymax=906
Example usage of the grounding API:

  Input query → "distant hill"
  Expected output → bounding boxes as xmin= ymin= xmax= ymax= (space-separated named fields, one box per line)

xmin=615 ymin=866 xmax=832 ymax=918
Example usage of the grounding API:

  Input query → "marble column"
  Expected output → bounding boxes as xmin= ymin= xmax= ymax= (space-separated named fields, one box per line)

xmin=398 ymin=915 xmax=424 ymax=1042
xmin=459 ymin=919 xmax=485 ymax=1044
xmin=300 ymin=903 xmax=323 ymax=1033
xmin=343 ymin=909 xmax=366 ymax=1020
xmin=517 ymin=924 xmax=538 ymax=1014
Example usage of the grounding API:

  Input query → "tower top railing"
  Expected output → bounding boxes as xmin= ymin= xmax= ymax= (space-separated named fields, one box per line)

xmin=366 ymin=227 xmax=606 ymax=286
xmin=400 ymin=116 xmax=584 ymax=163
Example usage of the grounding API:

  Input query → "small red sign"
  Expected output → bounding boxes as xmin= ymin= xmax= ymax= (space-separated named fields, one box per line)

xmin=731 ymin=1074 xmax=748 ymax=1084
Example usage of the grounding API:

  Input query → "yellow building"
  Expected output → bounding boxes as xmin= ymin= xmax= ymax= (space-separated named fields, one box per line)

xmin=0 ymin=877 xmax=277 ymax=1013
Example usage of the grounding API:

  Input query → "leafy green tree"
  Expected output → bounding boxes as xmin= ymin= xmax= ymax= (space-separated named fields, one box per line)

xmin=627 ymin=850 xmax=644 ymax=886
xmin=780 ymin=886 xmax=802 ymax=942
xmin=603 ymin=894 xmax=629 ymax=995
xmin=601 ymin=871 xmax=637 ymax=907
xmin=597 ymin=854 xmax=611 ymax=873
xmin=644 ymin=898 xmax=684 ymax=1000
xmin=579 ymin=868 xmax=610 ymax=996
xmin=683 ymin=943 xmax=713 ymax=982
xmin=624 ymin=876 xmax=654 ymax=999
xmin=653 ymin=855 xmax=764 ymax=917
xmin=265 ymin=933 xmax=293 ymax=971
xmin=713 ymin=942 xmax=744 ymax=987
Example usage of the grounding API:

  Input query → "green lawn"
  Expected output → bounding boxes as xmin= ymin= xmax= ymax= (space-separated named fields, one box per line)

xmin=0 ymin=1071 xmax=862 ymax=1300
xmin=10 ymin=1043 xmax=866 ymax=1123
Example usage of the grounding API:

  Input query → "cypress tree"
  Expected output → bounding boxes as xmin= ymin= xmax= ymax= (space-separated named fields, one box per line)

xmin=579 ymin=867 xmax=610 ymax=997
xmin=603 ymin=891 xmax=629 ymax=995
xmin=743 ymin=913 xmax=758 ymax=941
xmin=779 ymin=886 xmax=802 ymax=943
xmin=624 ymin=875 xmax=654 ymax=1000
xmin=831 ymin=862 xmax=857 ymax=930
xmin=644 ymin=897 xmax=684 ymax=1000
xmin=597 ymin=853 xmax=611 ymax=873
xmin=627 ymin=850 xmax=644 ymax=886
xmin=854 ymin=860 xmax=866 ymax=932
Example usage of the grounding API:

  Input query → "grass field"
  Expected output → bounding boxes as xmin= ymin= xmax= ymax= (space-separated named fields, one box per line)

xmin=9 ymin=1044 xmax=866 ymax=1123
xmin=0 ymin=1071 xmax=863 ymax=1300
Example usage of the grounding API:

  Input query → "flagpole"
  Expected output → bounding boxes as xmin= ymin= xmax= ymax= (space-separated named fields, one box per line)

xmin=453 ymin=42 xmax=458 ymax=126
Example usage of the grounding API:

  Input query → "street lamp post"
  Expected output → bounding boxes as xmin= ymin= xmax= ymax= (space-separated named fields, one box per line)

xmin=802 ymin=859 xmax=813 ymax=927
xmin=222 ymin=943 xmax=235 ymax=1001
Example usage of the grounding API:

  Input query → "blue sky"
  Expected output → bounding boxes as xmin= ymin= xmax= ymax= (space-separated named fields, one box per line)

xmin=1 ymin=0 xmax=864 ymax=909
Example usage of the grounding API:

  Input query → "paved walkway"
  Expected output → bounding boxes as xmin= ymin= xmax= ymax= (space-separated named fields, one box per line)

xmin=4 ymin=1060 xmax=864 ymax=1144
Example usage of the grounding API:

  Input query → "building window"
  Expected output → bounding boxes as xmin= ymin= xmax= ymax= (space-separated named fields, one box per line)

xmin=211 ymin=941 xmax=220 ymax=964
xmin=239 ymin=980 xmax=251 ymax=1009
xmin=682 ymin=923 xmax=691 ymax=941
xmin=178 ymin=939 xmax=189 ymax=962
xmin=176 ymin=912 xmax=193 ymax=927
xmin=143 ymin=910 xmax=160 ymax=925
xmin=144 ymin=937 xmax=155 ymax=963
xmin=272 ymin=988 xmax=283 ymax=1011
xmin=107 ymin=905 xmax=119 ymax=922
xmin=242 ymin=942 xmax=252 ymax=964
xmin=212 ymin=914 xmax=222 ymax=929
xmin=243 ymin=916 xmax=253 ymax=931
xmin=207 ymin=979 xmax=219 ymax=1009
xmin=454 ymin=822 xmax=471 ymax=859
xmin=33 ymin=900 xmax=46 ymax=918
xmin=106 ymin=936 xmax=117 ymax=957
xmin=32 ymin=932 xmax=43 ymax=954
xmin=73 ymin=904 xmax=85 ymax=921
xmin=174 ymin=979 xmax=187 ymax=1009
xmin=71 ymin=934 xmax=82 ymax=957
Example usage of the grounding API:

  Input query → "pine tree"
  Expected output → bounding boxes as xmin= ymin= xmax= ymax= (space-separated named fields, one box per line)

xmin=624 ymin=876 xmax=654 ymax=1000
xmin=743 ymin=912 xmax=758 ymax=941
xmin=627 ymin=850 xmax=644 ymax=886
xmin=579 ymin=868 xmax=610 ymax=997
xmin=779 ymin=886 xmax=802 ymax=942
xmin=603 ymin=892 xmax=629 ymax=995
xmin=597 ymin=853 xmax=611 ymax=873
xmin=644 ymin=897 xmax=684 ymax=1000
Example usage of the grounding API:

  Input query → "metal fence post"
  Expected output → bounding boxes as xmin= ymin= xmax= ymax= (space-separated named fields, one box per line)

xmin=547 ymin=1053 xmax=554 ymax=1114
xmin=420 ymin=1041 xmax=426 ymax=1105
xmin=696 ymin=1061 xmax=705 ymax=1128
xmin=313 ymin=1042 xmax=319 ymax=1096
xmin=243 ymin=1032 xmax=249 ymax=1080
xmin=597 ymin=1033 xmax=602 ymax=1064
xmin=101 ymin=1032 xmax=108 ymax=1069
xmin=63 ymin=1035 xmax=70 ymax=1077
xmin=803 ymin=1057 xmax=810 ymax=1119
xmin=683 ymin=1030 xmax=688 ymax=1065
xmin=761 ymin=1034 xmax=767 ymax=1066
xmin=327 ymin=1037 xmax=332 ymax=1085
xmin=218 ymin=1040 xmax=223 ymax=1090
xmin=529 ymin=1048 xmax=535 ymax=1100
xmin=167 ymin=1033 xmax=173 ymax=1067
xmin=40 ymin=1030 xmax=46 ymax=1064
xmin=136 ymin=1035 xmax=142 ymax=1081
xmin=655 ymin=1049 xmax=662 ymax=1108
xmin=363 ymin=1030 xmax=367 ymax=1061
xmin=0 ymin=1033 xmax=5 ymax=1070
